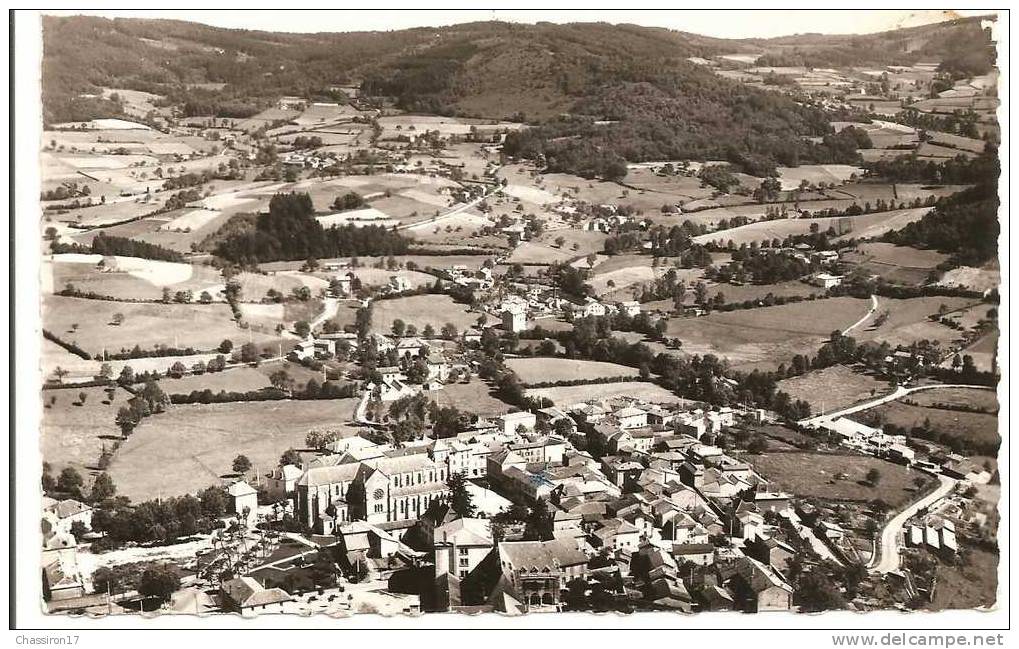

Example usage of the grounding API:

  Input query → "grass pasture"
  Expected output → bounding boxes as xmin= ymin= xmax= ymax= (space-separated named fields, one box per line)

xmin=505 ymin=358 xmax=639 ymax=385
xmin=371 ymin=294 xmax=478 ymax=332
xmin=856 ymin=296 xmax=977 ymax=348
xmin=43 ymin=294 xmax=277 ymax=356
xmin=428 ymin=380 xmax=514 ymax=417
xmin=931 ymin=547 xmax=998 ymax=611
xmin=907 ymin=387 xmax=998 ymax=413
xmin=666 ymin=297 xmax=871 ymax=371
xmin=860 ymin=400 xmax=999 ymax=454
xmin=161 ymin=366 xmax=272 ymax=395
xmin=708 ymin=280 xmax=819 ymax=304
xmin=107 ymin=398 xmax=361 ymax=500
xmin=750 ymin=452 xmax=934 ymax=508
xmin=777 ymin=365 xmax=889 ymax=413
xmin=842 ymin=242 xmax=949 ymax=286
xmin=41 ymin=384 xmax=135 ymax=476
xmin=692 ymin=208 xmax=930 ymax=247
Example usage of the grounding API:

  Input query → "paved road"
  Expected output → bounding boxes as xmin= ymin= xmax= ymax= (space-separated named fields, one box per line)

xmin=799 ymin=383 xmax=996 ymax=428
xmin=843 ymin=294 xmax=879 ymax=335
xmin=870 ymin=474 xmax=957 ymax=573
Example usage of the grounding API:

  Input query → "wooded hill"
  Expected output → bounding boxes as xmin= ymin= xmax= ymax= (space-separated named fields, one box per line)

xmin=43 ymin=15 xmax=994 ymax=123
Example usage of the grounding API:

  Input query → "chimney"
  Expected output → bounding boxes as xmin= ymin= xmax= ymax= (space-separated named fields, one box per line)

xmin=434 ymin=542 xmax=452 ymax=577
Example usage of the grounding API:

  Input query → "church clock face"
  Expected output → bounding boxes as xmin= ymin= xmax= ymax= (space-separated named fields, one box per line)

xmin=373 ymin=488 xmax=385 ymax=500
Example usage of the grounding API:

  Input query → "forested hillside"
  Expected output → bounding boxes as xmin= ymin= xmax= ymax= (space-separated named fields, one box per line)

xmin=42 ymin=15 xmax=996 ymax=178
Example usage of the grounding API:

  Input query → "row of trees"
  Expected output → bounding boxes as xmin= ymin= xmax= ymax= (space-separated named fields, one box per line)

xmin=52 ymin=232 xmax=184 ymax=262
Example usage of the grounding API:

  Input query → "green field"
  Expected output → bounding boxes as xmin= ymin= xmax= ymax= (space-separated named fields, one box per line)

xmin=777 ymin=365 xmax=889 ymax=413
xmin=107 ymin=398 xmax=361 ymax=500
xmin=751 ymin=452 xmax=934 ymax=508
xmin=666 ymin=297 xmax=871 ymax=371
xmin=861 ymin=399 xmax=999 ymax=454
xmin=428 ymin=380 xmax=515 ymax=417
xmin=505 ymin=357 xmax=639 ymax=385
xmin=841 ymin=242 xmax=949 ymax=286
xmin=856 ymin=296 xmax=978 ymax=348
xmin=41 ymin=384 xmax=135 ymax=477
xmin=44 ymin=294 xmax=279 ymax=356
xmin=371 ymin=294 xmax=479 ymax=332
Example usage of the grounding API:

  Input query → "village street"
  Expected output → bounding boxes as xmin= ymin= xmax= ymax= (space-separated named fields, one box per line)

xmin=869 ymin=474 xmax=958 ymax=573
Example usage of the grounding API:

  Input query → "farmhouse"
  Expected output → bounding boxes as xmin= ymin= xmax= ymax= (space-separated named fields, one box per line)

xmin=42 ymin=498 xmax=93 ymax=536
xmin=617 ymin=300 xmax=641 ymax=317
xmin=809 ymin=272 xmax=844 ymax=289
xmin=389 ymin=275 xmax=412 ymax=293
xmin=228 ymin=481 xmax=258 ymax=525
xmin=277 ymin=96 xmax=308 ymax=110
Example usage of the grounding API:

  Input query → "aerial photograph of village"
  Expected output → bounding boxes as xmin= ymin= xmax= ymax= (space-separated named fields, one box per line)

xmin=33 ymin=10 xmax=1000 ymax=619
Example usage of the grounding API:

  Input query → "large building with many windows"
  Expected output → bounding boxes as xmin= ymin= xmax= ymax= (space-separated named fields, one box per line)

xmin=296 ymin=454 xmax=450 ymax=529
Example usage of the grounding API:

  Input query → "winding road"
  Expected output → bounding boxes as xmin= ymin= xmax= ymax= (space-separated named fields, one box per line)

xmin=311 ymin=296 xmax=340 ymax=332
xmin=798 ymin=383 xmax=996 ymax=428
xmin=869 ymin=474 xmax=957 ymax=573
xmin=842 ymin=294 xmax=879 ymax=335
xmin=396 ymin=181 xmax=503 ymax=232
